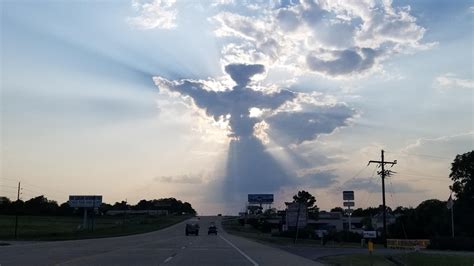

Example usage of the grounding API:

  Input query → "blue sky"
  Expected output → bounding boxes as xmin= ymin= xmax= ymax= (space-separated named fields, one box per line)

xmin=1 ymin=0 xmax=473 ymax=214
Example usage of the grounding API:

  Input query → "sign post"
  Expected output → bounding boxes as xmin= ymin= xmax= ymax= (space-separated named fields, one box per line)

xmin=69 ymin=195 xmax=102 ymax=230
xmin=343 ymin=191 xmax=355 ymax=232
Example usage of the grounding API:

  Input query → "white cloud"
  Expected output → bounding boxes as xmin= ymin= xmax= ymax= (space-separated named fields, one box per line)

xmin=155 ymin=174 xmax=203 ymax=184
xmin=433 ymin=73 xmax=474 ymax=90
xmin=211 ymin=0 xmax=431 ymax=78
xmin=127 ymin=0 xmax=177 ymax=30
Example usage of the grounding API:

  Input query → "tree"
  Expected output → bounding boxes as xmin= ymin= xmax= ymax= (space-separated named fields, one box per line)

xmin=450 ymin=150 xmax=474 ymax=202
xmin=292 ymin=190 xmax=316 ymax=208
xmin=330 ymin=207 xmax=344 ymax=213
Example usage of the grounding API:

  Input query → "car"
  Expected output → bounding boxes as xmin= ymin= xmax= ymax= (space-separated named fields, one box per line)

xmin=208 ymin=225 xmax=217 ymax=235
xmin=217 ymin=214 xmax=222 ymax=216
xmin=185 ymin=220 xmax=200 ymax=236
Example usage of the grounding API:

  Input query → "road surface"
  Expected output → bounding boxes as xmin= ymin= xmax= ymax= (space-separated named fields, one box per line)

xmin=0 ymin=216 xmax=319 ymax=266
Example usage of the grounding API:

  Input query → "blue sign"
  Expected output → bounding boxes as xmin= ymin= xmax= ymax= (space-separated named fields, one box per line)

xmin=69 ymin=195 xmax=102 ymax=208
xmin=248 ymin=194 xmax=274 ymax=204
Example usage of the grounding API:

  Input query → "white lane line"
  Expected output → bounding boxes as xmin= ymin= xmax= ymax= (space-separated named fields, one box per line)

xmin=219 ymin=235 xmax=259 ymax=266
xmin=163 ymin=256 xmax=173 ymax=263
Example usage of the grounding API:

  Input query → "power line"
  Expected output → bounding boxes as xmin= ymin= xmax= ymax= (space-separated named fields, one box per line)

xmin=395 ymin=172 xmax=448 ymax=181
xmin=385 ymin=150 xmax=452 ymax=160
xmin=388 ymin=179 xmax=408 ymax=239
xmin=362 ymin=166 xmax=378 ymax=208
xmin=337 ymin=164 xmax=370 ymax=192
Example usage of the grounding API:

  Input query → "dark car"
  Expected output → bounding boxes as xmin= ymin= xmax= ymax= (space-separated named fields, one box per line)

xmin=185 ymin=220 xmax=200 ymax=236
xmin=208 ymin=224 xmax=217 ymax=235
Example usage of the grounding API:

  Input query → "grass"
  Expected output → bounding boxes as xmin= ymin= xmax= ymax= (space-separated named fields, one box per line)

xmin=392 ymin=252 xmax=474 ymax=266
xmin=319 ymin=254 xmax=392 ymax=266
xmin=319 ymin=253 xmax=474 ymax=266
xmin=221 ymin=218 xmax=378 ymax=248
xmin=0 ymin=214 xmax=190 ymax=241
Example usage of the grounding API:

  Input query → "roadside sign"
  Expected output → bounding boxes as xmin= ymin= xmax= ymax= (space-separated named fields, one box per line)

xmin=248 ymin=194 xmax=274 ymax=204
xmin=69 ymin=195 xmax=102 ymax=208
xmin=285 ymin=202 xmax=307 ymax=228
xmin=363 ymin=231 xmax=377 ymax=238
xmin=343 ymin=201 xmax=355 ymax=207
xmin=343 ymin=191 xmax=354 ymax=201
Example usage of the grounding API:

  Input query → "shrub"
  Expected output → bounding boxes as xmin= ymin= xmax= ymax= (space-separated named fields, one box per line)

xmin=428 ymin=237 xmax=474 ymax=251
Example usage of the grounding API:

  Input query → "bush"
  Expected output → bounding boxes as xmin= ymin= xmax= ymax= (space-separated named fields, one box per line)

xmin=428 ymin=237 xmax=474 ymax=251
xmin=325 ymin=231 xmax=363 ymax=243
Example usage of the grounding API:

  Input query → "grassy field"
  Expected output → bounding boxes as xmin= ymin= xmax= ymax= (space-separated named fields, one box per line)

xmin=319 ymin=253 xmax=474 ymax=266
xmin=0 ymin=214 xmax=190 ymax=241
xmin=221 ymin=218 xmax=377 ymax=248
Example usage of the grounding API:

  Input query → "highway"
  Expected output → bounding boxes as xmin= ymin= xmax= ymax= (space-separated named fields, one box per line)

xmin=0 ymin=216 xmax=319 ymax=266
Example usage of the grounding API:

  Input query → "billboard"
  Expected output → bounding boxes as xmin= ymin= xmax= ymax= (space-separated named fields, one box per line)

xmin=69 ymin=195 xmax=102 ymax=208
xmin=343 ymin=191 xmax=354 ymax=201
xmin=248 ymin=194 xmax=274 ymax=204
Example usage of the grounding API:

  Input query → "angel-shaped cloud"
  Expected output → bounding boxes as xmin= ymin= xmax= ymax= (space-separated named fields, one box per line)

xmin=154 ymin=63 xmax=355 ymax=197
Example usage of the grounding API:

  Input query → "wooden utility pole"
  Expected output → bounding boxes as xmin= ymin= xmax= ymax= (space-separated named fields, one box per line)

xmin=368 ymin=150 xmax=397 ymax=248
xmin=14 ymin=182 xmax=21 ymax=239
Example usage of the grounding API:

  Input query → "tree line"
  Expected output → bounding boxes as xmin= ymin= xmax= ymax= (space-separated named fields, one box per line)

xmin=0 ymin=196 xmax=196 ymax=216
xmin=288 ymin=150 xmax=474 ymax=239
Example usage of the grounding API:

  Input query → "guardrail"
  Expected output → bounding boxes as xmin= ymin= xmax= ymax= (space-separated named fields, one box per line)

xmin=387 ymin=239 xmax=430 ymax=250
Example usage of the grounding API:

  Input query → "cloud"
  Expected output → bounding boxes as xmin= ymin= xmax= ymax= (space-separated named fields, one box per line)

xmin=433 ymin=73 xmax=474 ymax=90
xmin=297 ymin=170 xmax=339 ymax=188
xmin=266 ymin=104 xmax=354 ymax=144
xmin=402 ymin=131 xmax=474 ymax=157
xmin=127 ymin=0 xmax=177 ymax=30
xmin=211 ymin=0 xmax=430 ymax=77
xmin=343 ymin=177 xmax=422 ymax=193
xmin=154 ymin=174 xmax=203 ymax=184
xmin=153 ymin=63 xmax=356 ymax=201
xmin=306 ymin=48 xmax=378 ymax=76
xmin=154 ymin=63 xmax=296 ymax=139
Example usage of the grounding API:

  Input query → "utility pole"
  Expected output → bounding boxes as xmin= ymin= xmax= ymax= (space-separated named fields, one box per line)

xmin=14 ymin=182 xmax=21 ymax=239
xmin=368 ymin=150 xmax=397 ymax=248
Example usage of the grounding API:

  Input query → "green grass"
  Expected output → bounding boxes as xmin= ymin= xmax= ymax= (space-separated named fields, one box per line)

xmin=319 ymin=254 xmax=392 ymax=266
xmin=319 ymin=253 xmax=474 ymax=266
xmin=392 ymin=253 xmax=474 ymax=266
xmin=0 ymin=214 xmax=190 ymax=241
xmin=221 ymin=219 xmax=378 ymax=248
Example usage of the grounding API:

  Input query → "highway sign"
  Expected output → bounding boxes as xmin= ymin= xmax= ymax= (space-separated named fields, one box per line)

xmin=285 ymin=202 xmax=307 ymax=228
xmin=248 ymin=194 xmax=274 ymax=204
xmin=343 ymin=191 xmax=354 ymax=201
xmin=69 ymin=195 xmax=102 ymax=208
xmin=343 ymin=201 xmax=355 ymax=207
xmin=363 ymin=231 xmax=377 ymax=238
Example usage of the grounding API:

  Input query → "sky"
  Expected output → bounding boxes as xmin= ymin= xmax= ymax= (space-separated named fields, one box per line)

xmin=1 ymin=0 xmax=473 ymax=215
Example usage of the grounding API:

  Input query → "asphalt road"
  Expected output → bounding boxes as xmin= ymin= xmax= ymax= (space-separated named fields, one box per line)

xmin=0 ymin=216 xmax=319 ymax=266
